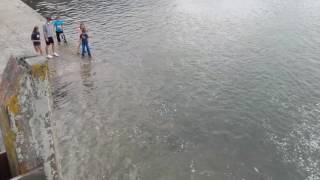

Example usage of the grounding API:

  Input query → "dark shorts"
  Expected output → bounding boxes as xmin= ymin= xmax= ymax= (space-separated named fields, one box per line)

xmin=33 ymin=42 xmax=41 ymax=47
xmin=45 ymin=37 xmax=54 ymax=45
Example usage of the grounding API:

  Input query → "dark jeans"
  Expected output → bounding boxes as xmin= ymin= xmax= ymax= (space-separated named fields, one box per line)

xmin=82 ymin=41 xmax=91 ymax=56
xmin=56 ymin=31 xmax=64 ymax=42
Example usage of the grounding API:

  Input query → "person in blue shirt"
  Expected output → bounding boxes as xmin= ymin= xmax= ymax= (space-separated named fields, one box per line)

xmin=53 ymin=16 xmax=66 ymax=44
xmin=80 ymin=28 xmax=92 ymax=57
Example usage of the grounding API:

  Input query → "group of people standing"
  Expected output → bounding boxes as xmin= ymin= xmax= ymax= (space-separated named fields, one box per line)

xmin=31 ymin=16 xmax=92 ymax=59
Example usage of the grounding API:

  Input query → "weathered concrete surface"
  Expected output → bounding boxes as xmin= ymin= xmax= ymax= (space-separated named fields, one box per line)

xmin=0 ymin=56 xmax=57 ymax=179
xmin=0 ymin=0 xmax=46 ymax=156
xmin=0 ymin=0 xmax=81 ymax=179
xmin=0 ymin=0 xmax=59 ymax=179
xmin=11 ymin=168 xmax=46 ymax=180
xmin=0 ymin=0 xmax=44 ymax=76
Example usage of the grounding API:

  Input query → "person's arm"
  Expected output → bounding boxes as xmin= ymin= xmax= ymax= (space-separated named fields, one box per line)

xmin=50 ymin=23 xmax=57 ymax=38
xmin=43 ymin=25 xmax=48 ymax=40
xmin=53 ymin=21 xmax=56 ymax=32
xmin=61 ymin=20 xmax=65 ymax=31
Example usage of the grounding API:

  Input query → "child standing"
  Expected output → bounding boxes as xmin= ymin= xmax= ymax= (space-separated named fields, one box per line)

xmin=43 ymin=17 xmax=59 ymax=58
xmin=80 ymin=28 xmax=91 ymax=57
xmin=77 ymin=22 xmax=86 ymax=54
xmin=31 ymin=26 xmax=43 ymax=55
xmin=53 ymin=16 xmax=66 ymax=44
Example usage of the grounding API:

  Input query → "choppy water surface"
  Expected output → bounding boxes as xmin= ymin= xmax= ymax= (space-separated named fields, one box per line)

xmin=23 ymin=0 xmax=320 ymax=179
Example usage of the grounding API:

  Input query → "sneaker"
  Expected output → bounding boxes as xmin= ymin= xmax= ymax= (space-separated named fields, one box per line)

xmin=53 ymin=52 xmax=59 ymax=57
xmin=46 ymin=55 xmax=53 ymax=59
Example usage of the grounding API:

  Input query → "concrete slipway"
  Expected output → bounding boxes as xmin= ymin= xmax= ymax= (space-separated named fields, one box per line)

xmin=0 ymin=0 xmax=45 ymax=155
xmin=0 ymin=0 xmax=82 ymax=179
xmin=0 ymin=0 xmax=45 ymax=75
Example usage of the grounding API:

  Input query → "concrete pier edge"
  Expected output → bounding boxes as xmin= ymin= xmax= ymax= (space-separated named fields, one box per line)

xmin=0 ymin=55 xmax=56 ymax=179
xmin=0 ymin=0 xmax=66 ymax=179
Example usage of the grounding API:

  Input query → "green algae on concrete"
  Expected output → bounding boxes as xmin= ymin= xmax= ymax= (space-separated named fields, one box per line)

xmin=31 ymin=64 xmax=48 ymax=81
xmin=6 ymin=95 xmax=21 ymax=116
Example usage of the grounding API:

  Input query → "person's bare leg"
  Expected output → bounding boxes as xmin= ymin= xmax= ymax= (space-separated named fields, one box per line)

xmin=52 ymin=43 xmax=55 ymax=54
xmin=77 ymin=41 xmax=80 ymax=54
xmin=38 ymin=47 xmax=43 ymax=55
xmin=45 ymin=45 xmax=49 ymax=55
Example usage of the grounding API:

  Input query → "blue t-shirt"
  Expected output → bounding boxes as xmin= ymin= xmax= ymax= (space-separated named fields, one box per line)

xmin=53 ymin=20 xmax=64 ymax=32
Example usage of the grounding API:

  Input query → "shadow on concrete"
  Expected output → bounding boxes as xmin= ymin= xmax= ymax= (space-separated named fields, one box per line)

xmin=0 ymin=151 xmax=11 ymax=180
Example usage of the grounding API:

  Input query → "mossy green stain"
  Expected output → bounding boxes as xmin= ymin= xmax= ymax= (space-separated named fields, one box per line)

xmin=6 ymin=95 xmax=20 ymax=116
xmin=31 ymin=63 xmax=48 ymax=81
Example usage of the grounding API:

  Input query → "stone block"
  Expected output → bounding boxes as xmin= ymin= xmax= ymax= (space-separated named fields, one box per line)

xmin=0 ymin=56 xmax=57 ymax=179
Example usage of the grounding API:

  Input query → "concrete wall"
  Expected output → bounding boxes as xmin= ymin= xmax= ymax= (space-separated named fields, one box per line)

xmin=0 ymin=0 xmax=86 ymax=179
xmin=0 ymin=0 xmax=46 ymax=157
xmin=0 ymin=56 xmax=57 ymax=179
xmin=0 ymin=0 xmax=60 ymax=179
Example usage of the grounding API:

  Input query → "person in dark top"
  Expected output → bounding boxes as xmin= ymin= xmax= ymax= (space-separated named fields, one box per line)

xmin=80 ymin=28 xmax=92 ymax=57
xmin=31 ymin=26 xmax=43 ymax=55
